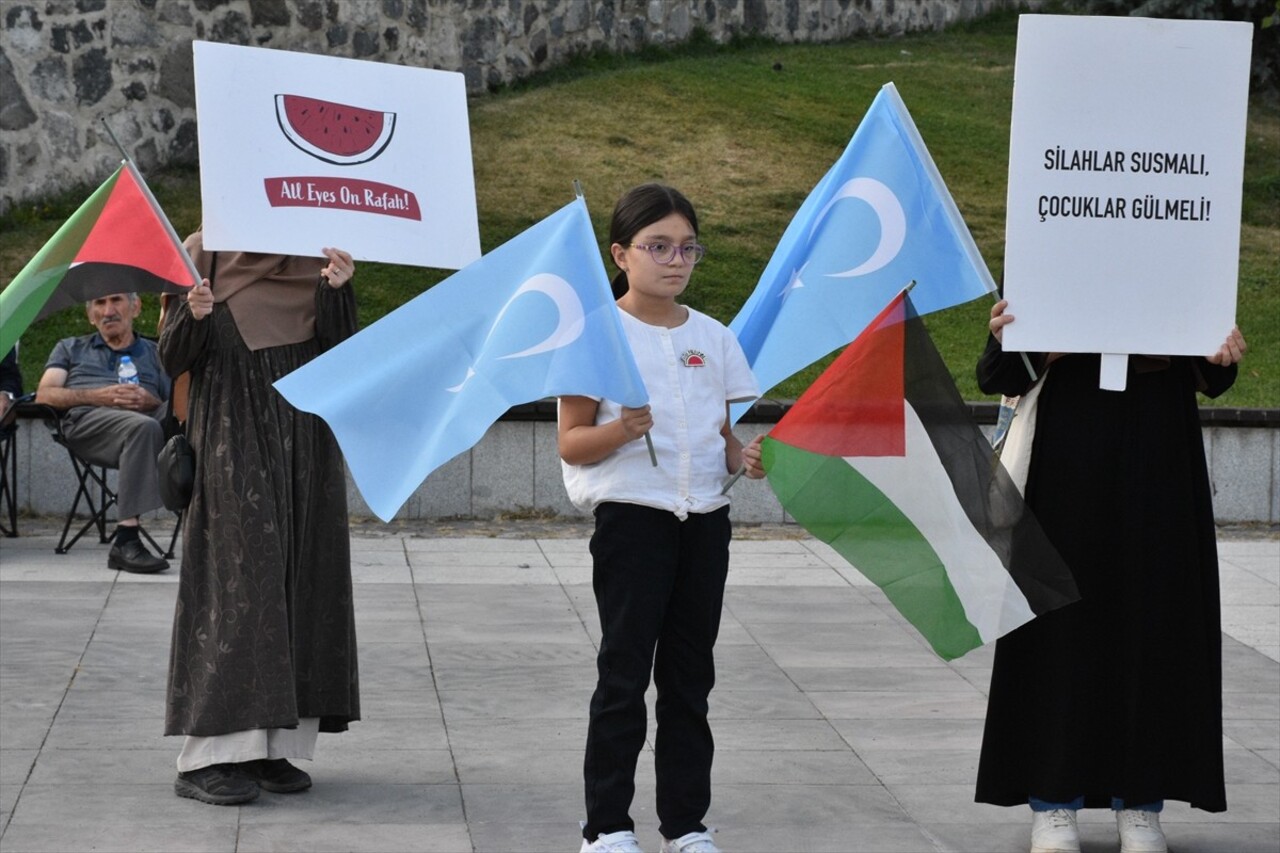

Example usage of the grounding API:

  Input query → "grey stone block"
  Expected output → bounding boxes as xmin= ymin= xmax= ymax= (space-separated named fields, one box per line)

xmin=533 ymin=419 xmax=584 ymax=518
xmin=10 ymin=414 xmax=1276 ymax=524
xmin=412 ymin=449 xmax=472 ymax=519
xmin=1211 ymin=427 xmax=1275 ymax=523
xmin=472 ymin=421 xmax=534 ymax=514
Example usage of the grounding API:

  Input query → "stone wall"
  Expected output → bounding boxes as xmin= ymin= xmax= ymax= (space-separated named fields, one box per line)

xmin=7 ymin=408 xmax=1279 ymax=525
xmin=1 ymin=0 xmax=1018 ymax=215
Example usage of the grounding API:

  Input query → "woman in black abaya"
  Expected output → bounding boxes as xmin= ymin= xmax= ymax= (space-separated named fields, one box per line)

xmin=975 ymin=298 xmax=1246 ymax=853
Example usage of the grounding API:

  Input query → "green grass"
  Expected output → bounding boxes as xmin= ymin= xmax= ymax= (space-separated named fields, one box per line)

xmin=3 ymin=11 xmax=1277 ymax=407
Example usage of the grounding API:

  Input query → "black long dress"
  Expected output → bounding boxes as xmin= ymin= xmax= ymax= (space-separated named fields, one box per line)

xmin=974 ymin=342 xmax=1235 ymax=812
xmin=160 ymin=284 xmax=360 ymax=737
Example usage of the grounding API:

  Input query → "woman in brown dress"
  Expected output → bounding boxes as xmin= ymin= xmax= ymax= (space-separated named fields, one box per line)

xmin=160 ymin=234 xmax=360 ymax=805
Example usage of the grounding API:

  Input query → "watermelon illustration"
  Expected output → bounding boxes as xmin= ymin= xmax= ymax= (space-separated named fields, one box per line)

xmin=275 ymin=94 xmax=396 ymax=166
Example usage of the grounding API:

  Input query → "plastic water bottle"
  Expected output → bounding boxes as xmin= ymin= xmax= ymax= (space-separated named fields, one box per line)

xmin=117 ymin=355 xmax=139 ymax=385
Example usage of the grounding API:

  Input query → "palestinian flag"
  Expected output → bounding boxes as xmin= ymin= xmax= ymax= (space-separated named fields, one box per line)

xmin=762 ymin=290 xmax=1078 ymax=660
xmin=0 ymin=160 xmax=199 ymax=354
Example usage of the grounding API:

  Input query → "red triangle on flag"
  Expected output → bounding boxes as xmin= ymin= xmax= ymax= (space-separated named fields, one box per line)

xmin=73 ymin=163 xmax=197 ymax=288
xmin=769 ymin=290 xmax=906 ymax=458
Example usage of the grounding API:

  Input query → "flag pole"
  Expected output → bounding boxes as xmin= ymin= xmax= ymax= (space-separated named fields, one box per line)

xmin=721 ymin=466 xmax=746 ymax=495
xmin=100 ymin=116 xmax=132 ymax=164
xmin=576 ymin=178 xmax=658 ymax=468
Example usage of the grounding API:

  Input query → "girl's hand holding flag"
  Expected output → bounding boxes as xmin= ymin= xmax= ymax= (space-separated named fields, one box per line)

xmin=741 ymin=434 xmax=766 ymax=480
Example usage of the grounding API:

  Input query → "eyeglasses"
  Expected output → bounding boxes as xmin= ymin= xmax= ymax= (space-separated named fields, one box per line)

xmin=628 ymin=241 xmax=706 ymax=266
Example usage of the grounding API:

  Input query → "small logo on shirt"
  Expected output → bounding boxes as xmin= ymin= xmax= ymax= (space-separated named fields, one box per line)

xmin=681 ymin=349 xmax=706 ymax=367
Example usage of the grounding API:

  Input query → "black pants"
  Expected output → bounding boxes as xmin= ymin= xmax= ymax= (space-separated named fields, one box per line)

xmin=583 ymin=502 xmax=732 ymax=841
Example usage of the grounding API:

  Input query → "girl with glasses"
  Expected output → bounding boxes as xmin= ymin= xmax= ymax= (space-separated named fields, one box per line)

xmin=559 ymin=184 xmax=762 ymax=853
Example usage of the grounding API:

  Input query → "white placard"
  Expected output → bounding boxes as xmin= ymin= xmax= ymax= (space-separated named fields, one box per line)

xmin=193 ymin=41 xmax=480 ymax=269
xmin=1002 ymin=15 xmax=1251 ymax=358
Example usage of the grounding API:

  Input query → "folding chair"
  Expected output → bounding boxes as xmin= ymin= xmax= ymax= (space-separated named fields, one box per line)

xmin=0 ymin=392 xmax=29 ymax=537
xmin=21 ymin=401 xmax=180 ymax=557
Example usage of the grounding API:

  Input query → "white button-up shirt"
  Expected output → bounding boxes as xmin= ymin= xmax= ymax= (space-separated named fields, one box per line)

xmin=562 ymin=307 xmax=758 ymax=519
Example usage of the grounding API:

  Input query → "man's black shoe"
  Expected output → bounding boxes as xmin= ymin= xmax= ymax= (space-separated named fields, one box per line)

xmin=237 ymin=758 xmax=312 ymax=793
xmin=107 ymin=538 xmax=169 ymax=573
xmin=174 ymin=764 xmax=259 ymax=805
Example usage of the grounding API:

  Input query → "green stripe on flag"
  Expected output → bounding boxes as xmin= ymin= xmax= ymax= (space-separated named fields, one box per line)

xmin=763 ymin=436 xmax=983 ymax=660
xmin=0 ymin=167 xmax=121 ymax=355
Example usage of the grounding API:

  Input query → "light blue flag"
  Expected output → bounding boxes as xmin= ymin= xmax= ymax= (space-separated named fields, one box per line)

xmin=275 ymin=198 xmax=648 ymax=522
xmin=729 ymin=82 xmax=996 ymax=422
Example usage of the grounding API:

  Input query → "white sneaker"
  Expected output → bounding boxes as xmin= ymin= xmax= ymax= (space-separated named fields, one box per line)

xmin=660 ymin=829 xmax=721 ymax=853
xmin=581 ymin=829 xmax=644 ymax=853
xmin=1030 ymin=808 xmax=1080 ymax=853
xmin=1117 ymin=809 xmax=1167 ymax=853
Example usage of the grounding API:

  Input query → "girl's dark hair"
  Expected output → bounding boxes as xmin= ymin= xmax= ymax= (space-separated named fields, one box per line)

xmin=607 ymin=184 xmax=699 ymax=299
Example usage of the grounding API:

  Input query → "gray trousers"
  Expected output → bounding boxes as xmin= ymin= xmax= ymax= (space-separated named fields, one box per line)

xmin=61 ymin=406 xmax=165 ymax=520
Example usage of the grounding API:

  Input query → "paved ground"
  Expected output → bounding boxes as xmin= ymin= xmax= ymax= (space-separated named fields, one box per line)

xmin=0 ymin=520 xmax=1276 ymax=853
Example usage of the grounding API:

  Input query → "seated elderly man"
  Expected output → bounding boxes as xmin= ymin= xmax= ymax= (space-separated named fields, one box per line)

xmin=37 ymin=292 xmax=171 ymax=573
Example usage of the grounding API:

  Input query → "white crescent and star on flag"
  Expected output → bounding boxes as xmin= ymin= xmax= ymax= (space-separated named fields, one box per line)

xmin=779 ymin=176 xmax=907 ymax=300
xmin=446 ymin=272 xmax=586 ymax=393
